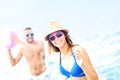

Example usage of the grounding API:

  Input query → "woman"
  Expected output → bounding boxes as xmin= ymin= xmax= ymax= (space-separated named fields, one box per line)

xmin=45 ymin=21 xmax=98 ymax=80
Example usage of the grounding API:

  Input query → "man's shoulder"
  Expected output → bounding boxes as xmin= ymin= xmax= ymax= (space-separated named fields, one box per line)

xmin=35 ymin=40 xmax=44 ymax=44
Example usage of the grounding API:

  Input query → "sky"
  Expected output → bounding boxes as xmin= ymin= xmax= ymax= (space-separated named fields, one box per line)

xmin=0 ymin=0 xmax=120 ymax=43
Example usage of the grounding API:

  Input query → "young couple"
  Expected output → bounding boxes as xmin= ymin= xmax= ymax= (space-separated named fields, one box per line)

xmin=7 ymin=21 xmax=98 ymax=80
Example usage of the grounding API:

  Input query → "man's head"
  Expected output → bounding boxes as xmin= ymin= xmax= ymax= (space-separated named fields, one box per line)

xmin=23 ymin=27 xmax=34 ymax=43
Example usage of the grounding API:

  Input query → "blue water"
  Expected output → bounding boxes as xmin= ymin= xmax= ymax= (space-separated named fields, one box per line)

xmin=83 ymin=31 xmax=120 ymax=80
xmin=0 ymin=31 xmax=120 ymax=80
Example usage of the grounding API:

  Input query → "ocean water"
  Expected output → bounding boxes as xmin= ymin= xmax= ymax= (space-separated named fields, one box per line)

xmin=83 ymin=31 xmax=120 ymax=80
xmin=0 ymin=31 xmax=120 ymax=80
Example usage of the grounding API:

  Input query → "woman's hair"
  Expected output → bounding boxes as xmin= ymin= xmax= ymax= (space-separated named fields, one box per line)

xmin=47 ymin=30 xmax=74 ymax=52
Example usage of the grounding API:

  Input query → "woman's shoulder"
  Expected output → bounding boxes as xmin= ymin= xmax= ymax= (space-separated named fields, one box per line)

xmin=72 ymin=44 xmax=84 ymax=51
xmin=72 ymin=44 xmax=88 ymax=59
xmin=72 ymin=44 xmax=87 ymax=54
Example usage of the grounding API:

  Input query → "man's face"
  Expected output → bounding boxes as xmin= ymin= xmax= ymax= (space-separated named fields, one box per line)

xmin=24 ymin=29 xmax=34 ymax=43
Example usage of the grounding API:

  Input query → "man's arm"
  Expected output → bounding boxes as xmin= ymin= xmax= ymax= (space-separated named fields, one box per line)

xmin=8 ymin=49 xmax=23 ymax=66
xmin=41 ymin=41 xmax=46 ymax=60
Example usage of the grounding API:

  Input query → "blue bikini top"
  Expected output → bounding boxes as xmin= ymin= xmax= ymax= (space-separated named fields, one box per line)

xmin=59 ymin=50 xmax=85 ymax=78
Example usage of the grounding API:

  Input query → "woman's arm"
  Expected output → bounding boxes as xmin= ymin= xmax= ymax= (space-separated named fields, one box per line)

xmin=73 ymin=46 xmax=98 ymax=80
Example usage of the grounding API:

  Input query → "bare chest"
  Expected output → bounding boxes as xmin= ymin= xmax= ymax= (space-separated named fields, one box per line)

xmin=23 ymin=44 xmax=43 ymax=57
xmin=61 ymin=56 xmax=75 ymax=71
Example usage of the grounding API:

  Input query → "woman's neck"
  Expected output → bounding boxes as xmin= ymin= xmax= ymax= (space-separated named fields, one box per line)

xmin=59 ymin=43 xmax=71 ymax=55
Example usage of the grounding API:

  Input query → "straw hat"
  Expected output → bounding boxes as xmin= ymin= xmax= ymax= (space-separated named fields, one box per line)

xmin=45 ymin=21 xmax=68 ymax=40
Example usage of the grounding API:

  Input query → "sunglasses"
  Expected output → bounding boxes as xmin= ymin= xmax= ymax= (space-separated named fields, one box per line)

xmin=48 ymin=31 xmax=63 ymax=41
xmin=26 ymin=33 xmax=34 ymax=37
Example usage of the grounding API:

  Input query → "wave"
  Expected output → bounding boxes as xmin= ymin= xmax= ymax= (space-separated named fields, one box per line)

xmin=84 ymin=31 xmax=120 ymax=80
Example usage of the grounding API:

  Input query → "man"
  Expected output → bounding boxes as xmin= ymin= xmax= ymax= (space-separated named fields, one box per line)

xmin=7 ymin=27 xmax=52 ymax=80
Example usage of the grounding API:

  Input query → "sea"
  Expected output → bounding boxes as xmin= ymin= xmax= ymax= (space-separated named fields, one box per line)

xmin=0 ymin=30 xmax=120 ymax=80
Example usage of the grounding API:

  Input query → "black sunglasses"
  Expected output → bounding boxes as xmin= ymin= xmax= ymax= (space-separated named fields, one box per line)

xmin=26 ymin=33 xmax=34 ymax=37
xmin=48 ymin=31 xmax=63 ymax=41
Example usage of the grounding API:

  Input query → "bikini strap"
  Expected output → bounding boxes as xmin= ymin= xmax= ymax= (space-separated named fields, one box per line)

xmin=60 ymin=49 xmax=76 ymax=63
xmin=71 ymin=49 xmax=77 ymax=62
xmin=60 ymin=52 xmax=62 ymax=63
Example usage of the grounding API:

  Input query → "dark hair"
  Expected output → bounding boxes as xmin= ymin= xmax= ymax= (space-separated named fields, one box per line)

xmin=47 ymin=30 xmax=74 ymax=52
xmin=24 ymin=27 xmax=32 ymax=31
